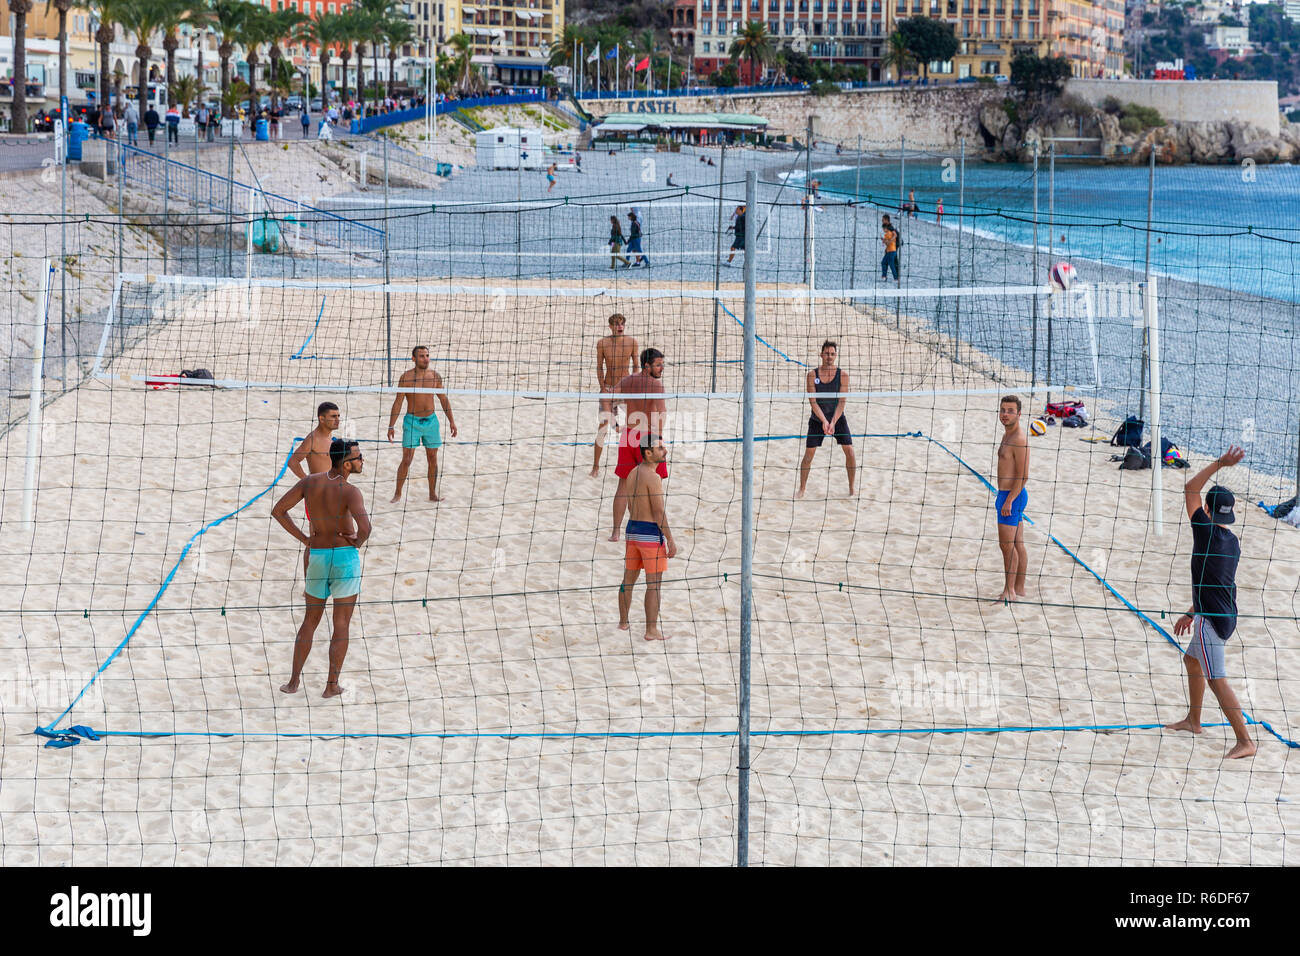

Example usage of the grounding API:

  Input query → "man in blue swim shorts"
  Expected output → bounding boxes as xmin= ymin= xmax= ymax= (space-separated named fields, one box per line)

xmin=272 ymin=438 xmax=371 ymax=698
xmin=388 ymin=345 xmax=458 ymax=503
xmin=994 ymin=395 xmax=1030 ymax=603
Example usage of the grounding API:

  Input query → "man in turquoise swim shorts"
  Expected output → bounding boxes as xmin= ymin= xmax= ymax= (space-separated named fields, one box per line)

xmin=388 ymin=345 xmax=458 ymax=502
xmin=272 ymin=438 xmax=371 ymax=698
xmin=994 ymin=394 xmax=1030 ymax=603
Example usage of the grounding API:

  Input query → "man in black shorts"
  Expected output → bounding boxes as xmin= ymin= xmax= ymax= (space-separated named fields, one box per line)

xmin=797 ymin=340 xmax=856 ymax=498
xmin=1164 ymin=444 xmax=1255 ymax=759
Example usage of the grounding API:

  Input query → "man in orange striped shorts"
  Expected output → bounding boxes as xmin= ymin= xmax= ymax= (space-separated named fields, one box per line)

xmin=618 ymin=434 xmax=677 ymax=641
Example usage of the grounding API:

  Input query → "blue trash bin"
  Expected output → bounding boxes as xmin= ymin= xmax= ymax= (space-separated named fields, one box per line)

xmin=68 ymin=121 xmax=89 ymax=161
xmin=255 ymin=118 xmax=269 ymax=142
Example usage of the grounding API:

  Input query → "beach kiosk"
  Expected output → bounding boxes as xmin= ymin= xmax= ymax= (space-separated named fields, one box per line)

xmin=476 ymin=127 xmax=547 ymax=170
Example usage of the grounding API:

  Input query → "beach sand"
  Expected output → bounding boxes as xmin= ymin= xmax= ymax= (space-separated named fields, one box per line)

xmin=1 ymin=278 xmax=1296 ymax=865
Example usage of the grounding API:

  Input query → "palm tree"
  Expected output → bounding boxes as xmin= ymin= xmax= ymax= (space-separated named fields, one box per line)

xmin=300 ymin=10 xmax=343 ymax=108
xmin=882 ymin=31 xmax=917 ymax=82
xmin=118 ymin=0 xmax=171 ymax=123
xmin=384 ymin=17 xmax=414 ymax=100
xmin=85 ymin=0 xmax=129 ymax=113
xmin=354 ymin=0 xmax=401 ymax=105
xmin=548 ymin=25 xmax=581 ymax=69
xmin=341 ymin=8 xmax=374 ymax=111
xmin=171 ymin=73 xmax=199 ymax=115
xmin=48 ymin=0 xmax=76 ymax=118
xmin=10 ymin=0 xmax=34 ymax=132
xmin=446 ymin=32 xmax=481 ymax=95
xmin=212 ymin=0 xmax=247 ymax=118
xmin=161 ymin=0 xmax=212 ymax=96
xmin=729 ymin=21 xmax=772 ymax=86
xmin=267 ymin=7 xmax=306 ymax=112
xmin=770 ymin=48 xmax=788 ymax=86
xmin=241 ymin=3 xmax=276 ymax=117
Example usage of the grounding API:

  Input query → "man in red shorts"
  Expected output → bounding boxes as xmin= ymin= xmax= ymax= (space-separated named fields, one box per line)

xmin=618 ymin=434 xmax=676 ymax=641
xmin=610 ymin=348 xmax=667 ymax=541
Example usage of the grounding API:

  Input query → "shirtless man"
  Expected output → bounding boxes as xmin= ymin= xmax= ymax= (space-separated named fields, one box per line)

xmin=271 ymin=438 xmax=371 ymax=698
xmin=611 ymin=348 xmax=667 ymax=541
xmin=591 ymin=313 xmax=639 ymax=477
xmin=618 ymin=433 xmax=677 ymax=641
xmin=994 ymin=395 xmax=1030 ymax=603
xmin=797 ymin=341 xmax=856 ymax=498
xmin=388 ymin=346 xmax=457 ymax=502
xmin=287 ymin=401 xmax=341 ymax=574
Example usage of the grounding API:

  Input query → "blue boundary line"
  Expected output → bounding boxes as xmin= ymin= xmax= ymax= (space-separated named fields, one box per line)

xmin=288 ymin=296 xmax=328 ymax=360
xmin=718 ymin=301 xmax=810 ymax=367
xmin=34 ymin=431 xmax=1298 ymax=749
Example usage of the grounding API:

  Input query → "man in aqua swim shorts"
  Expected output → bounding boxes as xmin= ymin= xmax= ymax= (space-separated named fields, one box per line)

xmin=388 ymin=345 xmax=458 ymax=503
xmin=272 ymin=439 xmax=371 ymax=698
xmin=994 ymin=394 xmax=1029 ymax=603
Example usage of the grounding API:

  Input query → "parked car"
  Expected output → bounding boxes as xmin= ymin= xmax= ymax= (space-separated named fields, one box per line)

xmin=994 ymin=74 xmax=1010 ymax=84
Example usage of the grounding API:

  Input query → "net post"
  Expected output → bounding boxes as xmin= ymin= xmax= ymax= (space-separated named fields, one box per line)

xmin=954 ymin=136 xmax=965 ymax=368
xmin=1030 ymin=142 xmax=1039 ymax=394
xmin=1046 ymin=141 xmax=1055 ymax=409
xmin=384 ymin=136 xmax=393 ymax=388
xmin=23 ymin=262 xmax=53 ymax=532
xmin=710 ymin=144 xmax=726 ymax=392
xmin=1146 ymin=275 xmax=1162 ymax=536
xmin=738 ymin=169 xmax=756 ymax=868
xmin=245 ymin=184 xmax=254 ymax=282
xmin=849 ymin=133 xmax=861 ymax=296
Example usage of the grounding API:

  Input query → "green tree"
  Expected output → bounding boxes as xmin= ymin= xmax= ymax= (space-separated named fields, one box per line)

xmin=729 ymin=21 xmax=773 ymax=85
xmin=160 ymin=0 xmax=212 ymax=96
xmin=48 ymin=0 xmax=76 ymax=117
xmin=881 ymin=31 xmax=917 ymax=81
xmin=211 ymin=0 xmax=248 ymax=118
xmin=385 ymin=18 xmax=414 ymax=99
xmin=896 ymin=16 xmax=957 ymax=80
xmin=118 ymin=0 xmax=171 ymax=122
xmin=1010 ymin=52 xmax=1072 ymax=96
xmin=170 ymin=72 xmax=199 ymax=116
xmin=267 ymin=7 xmax=307 ymax=112
xmin=240 ymin=2 xmax=276 ymax=115
xmin=300 ymin=10 xmax=345 ymax=106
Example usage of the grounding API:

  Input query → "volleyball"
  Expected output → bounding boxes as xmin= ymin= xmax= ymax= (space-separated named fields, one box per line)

xmin=1050 ymin=261 xmax=1077 ymax=291
xmin=1030 ymin=418 xmax=1048 ymax=436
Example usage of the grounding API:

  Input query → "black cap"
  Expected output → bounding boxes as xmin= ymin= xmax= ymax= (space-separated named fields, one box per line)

xmin=1206 ymin=485 xmax=1236 ymax=524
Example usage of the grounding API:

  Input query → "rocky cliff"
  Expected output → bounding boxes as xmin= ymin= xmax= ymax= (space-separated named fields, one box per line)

xmin=979 ymin=98 xmax=1300 ymax=165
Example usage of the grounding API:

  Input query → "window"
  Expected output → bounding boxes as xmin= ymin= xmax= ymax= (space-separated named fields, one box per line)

xmin=751 ymin=0 xmax=761 ymax=9
xmin=813 ymin=0 xmax=822 ymax=10
xmin=703 ymin=40 xmax=710 ymax=51
xmin=703 ymin=0 xmax=712 ymax=9
xmin=828 ymin=0 xmax=837 ymax=9
xmin=703 ymin=20 xmax=712 ymax=32
xmin=813 ymin=20 xmax=822 ymax=33
xmin=770 ymin=0 xmax=779 ymax=8
xmin=1012 ymin=20 xmax=1020 ymax=36
xmin=828 ymin=20 xmax=837 ymax=33
xmin=799 ymin=0 xmax=807 ymax=9
xmin=784 ymin=20 xmax=794 ymax=33
xmin=1029 ymin=21 xmax=1036 ymax=36
xmin=994 ymin=20 xmax=1002 ymax=36
xmin=980 ymin=19 xmax=988 ymax=34
xmin=929 ymin=58 xmax=953 ymax=72
xmin=733 ymin=0 xmax=742 ymax=9
xmin=770 ymin=19 xmax=779 ymax=32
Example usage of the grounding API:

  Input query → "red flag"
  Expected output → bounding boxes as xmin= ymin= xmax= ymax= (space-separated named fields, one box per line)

xmin=635 ymin=57 xmax=650 ymax=71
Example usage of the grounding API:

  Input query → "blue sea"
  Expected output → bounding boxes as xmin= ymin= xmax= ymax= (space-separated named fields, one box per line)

xmin=806 ymin=159 xmax=1300 ymax=303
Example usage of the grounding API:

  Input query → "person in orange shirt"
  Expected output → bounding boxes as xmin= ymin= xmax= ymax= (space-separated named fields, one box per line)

xmin=881 ymin=218 xmax=899 ymax=281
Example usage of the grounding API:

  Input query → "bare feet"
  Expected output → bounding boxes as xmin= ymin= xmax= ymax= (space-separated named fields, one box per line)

xmin=1164 ymin=718 xmax=1202 ymax=734
xmin=429 ymin=493 xmax=443 ymax=502
xmin=795 ymin=488 xmax=806 ymax=499
xmin=992 ymin=590 xmax=1015 ymax=604
xmin=280 ymin=678 xmax=301 ymax=694
xmin=1225 ymin=740 xmax=1256 ymax=759
xmin=390 ymin=492 xmax=402 ymax=503
xmin=1015 ymin=587 xmax=1027 ymax=598
xmin=619 ymin=620 xmax=630 ymax=631
xmin=323 ymin=682 xmax=344 ymax=699
xmin=608 ymin=531 xmax=621 ymax=542
xmin=589 ymin=467 xmax=599 ymax=478
xmin=643 ymin=628 xmax=669 ymax=641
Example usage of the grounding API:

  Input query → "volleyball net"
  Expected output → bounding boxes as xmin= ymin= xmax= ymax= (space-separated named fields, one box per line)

xmin=3 ymin=156 xmax=1300 ymax=866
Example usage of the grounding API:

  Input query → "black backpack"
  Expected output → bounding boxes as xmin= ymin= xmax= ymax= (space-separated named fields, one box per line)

xmin=1118 ymin=446 xmax=1150 ymax=470
xmin=1111 ymin=415 xmax=1143 ymax=447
